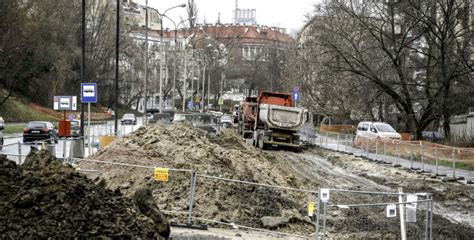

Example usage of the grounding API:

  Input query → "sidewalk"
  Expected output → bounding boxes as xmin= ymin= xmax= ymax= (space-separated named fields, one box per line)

xmin=313 ymin=133 xmax=474 ymax=183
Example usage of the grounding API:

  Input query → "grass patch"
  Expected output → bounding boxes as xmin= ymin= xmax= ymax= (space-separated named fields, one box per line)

xmin=3 ymin=124 xmax=26 ymax=134
xmin=0 ymin=94 xmax=58 ymax=122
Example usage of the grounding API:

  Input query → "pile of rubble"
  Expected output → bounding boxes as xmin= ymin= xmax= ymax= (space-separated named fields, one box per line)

xmin=89 ymin=122 xmax=300 ymax=185
xmin=0 ymin=149 xmax=169 ymax=239
xmin=77 ymin=123 xmax=474 ymax=238
xmin=80 ymin=123 xmax=314 ymax=233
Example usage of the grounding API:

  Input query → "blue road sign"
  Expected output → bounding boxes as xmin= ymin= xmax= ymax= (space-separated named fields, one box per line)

xmin=293 ymin=92 xmax=300 ymax=102
xmin=187 ymin=100 xmax=194 ymax=110
xmin=81 ymin=83 xmax=97 ymax=103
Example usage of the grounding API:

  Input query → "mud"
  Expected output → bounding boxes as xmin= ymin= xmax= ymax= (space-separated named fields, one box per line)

xmin=300 ymin=149 xmax=474 ymax=239
xmin=80 ymin=123 xmax=313 ymax=234
xmin=79 ymin=123 xmax=474 ymax=239
xmin=0 ymin=149 xmax=166 ymax=239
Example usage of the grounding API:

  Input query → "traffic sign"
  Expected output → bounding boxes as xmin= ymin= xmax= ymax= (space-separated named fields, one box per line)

xmin=81 ymin=83 xmax=97 ymax=103
xmin=294 ymin=85 xmax=299 ymax=92
xmin=320 ymin=188 xmax=330 ymax=203
xmin=293 ymin=92 xmax=300 ymax=102
xmin=54 ymin=96 xmax=77 ymax=111
xmin=187 ymin=100 xmax=194 ymax=110
xmin=218 ymin=98 xmax=224 ymax=105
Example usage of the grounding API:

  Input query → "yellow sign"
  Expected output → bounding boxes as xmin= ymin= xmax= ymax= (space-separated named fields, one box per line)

xmin=154 ymin=168 xmax=169 ymax=182
xmin=218 ymin=98 xmax=224 ymax=105
xmin=308 ymin=201 xmax=315 ymax=216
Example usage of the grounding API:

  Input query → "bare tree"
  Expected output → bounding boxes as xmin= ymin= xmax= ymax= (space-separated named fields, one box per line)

xmin=300 ymin=0 xmax=473 ymax=138
xmin=187 ymin=0 xmax=198 ymax=28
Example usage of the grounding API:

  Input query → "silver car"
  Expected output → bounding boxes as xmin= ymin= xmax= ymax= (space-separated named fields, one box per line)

xmin=121 ymin=113 xmax=137 ymax=125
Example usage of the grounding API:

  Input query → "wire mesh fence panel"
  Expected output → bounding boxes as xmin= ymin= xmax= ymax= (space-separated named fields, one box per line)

xmin=325 ymin=204 xmax=401 ymax=239
xmin=192 ymin=174 xmax=317 ymax=237
xmin=321 ymin=190 xmax=400 ymax=239
xmin=318 ymin=190 xmax=433 ymax=240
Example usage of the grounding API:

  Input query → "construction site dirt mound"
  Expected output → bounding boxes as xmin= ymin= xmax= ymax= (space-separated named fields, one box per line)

xmin=79 ymin=123 xmax=473 ymax=238
xmin=80 ymin=123 xmax=313 ymax=234
xmin=0 ymin=149 xmax=168 ymax=239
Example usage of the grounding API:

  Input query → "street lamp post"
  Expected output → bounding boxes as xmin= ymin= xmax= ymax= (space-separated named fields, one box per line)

xmin=161 ymin=16 xmax=194 ymax=110
xmin=143 ymin=0 xmax=148 ymax=125
xmin=152 ymin=4 xmax=186 ymax=113
xmin=114 ymin=0 xmax=120 ymax=135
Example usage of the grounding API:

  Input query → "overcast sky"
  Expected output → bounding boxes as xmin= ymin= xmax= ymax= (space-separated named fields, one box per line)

xmin=137 ymin=0 xmax=318 ymax=33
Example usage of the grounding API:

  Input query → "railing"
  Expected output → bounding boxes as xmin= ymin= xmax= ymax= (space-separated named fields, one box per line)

xmin=308 ymin=130 xmax=474 ymax=182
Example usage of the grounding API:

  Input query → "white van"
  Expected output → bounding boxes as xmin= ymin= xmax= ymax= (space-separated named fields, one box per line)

xmin=356 ymin=121 xmax=401 ymax=140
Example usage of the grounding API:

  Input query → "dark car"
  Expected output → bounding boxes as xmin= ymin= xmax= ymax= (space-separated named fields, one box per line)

xmin=23 ymin=121 xmax=58 ymax=143
xmin=422 ymin=131 xmax=444 ymax=143
xmin=121 ymin=113 xmax=137 ymax=125
xmin=70 ymin=120 xmax=80 ymax=137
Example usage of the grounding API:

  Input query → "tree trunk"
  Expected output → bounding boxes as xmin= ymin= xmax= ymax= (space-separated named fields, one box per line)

xmin=0 ymin=88 xmax=13 ymax=107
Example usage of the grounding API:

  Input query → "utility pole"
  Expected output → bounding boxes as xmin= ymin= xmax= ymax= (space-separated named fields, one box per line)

xmin=143 ymin=0 xmax=148 ymax=124
xmin=219 ymin=70 xmax=224 ymax=112
xmin=172 ymin=29 xmax=177 ymax=109
xmin=201 ymin=64 xmax=205 ymax=111
xmin=182 ymin=50 xmax=187 ymax=112
xmin=207 ymin=67 xmax=210 ymax=108
xmin=80 ymin=0 xmax=86 ymax=137
xmin=159 ymin=17 xmax=164 ymax=113
xmin=114 ymin=0 xmax=119 ymax=135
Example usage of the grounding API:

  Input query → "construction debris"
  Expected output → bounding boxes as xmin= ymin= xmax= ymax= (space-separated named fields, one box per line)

xmin=0 ymin=149 xmax=168 ymax=239
xmin=79 ymin=123 xmax=474 ymax=238
xmin=80 ymin=123 xmax=313 ymax=234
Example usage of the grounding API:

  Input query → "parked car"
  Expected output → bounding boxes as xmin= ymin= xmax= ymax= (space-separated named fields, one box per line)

xmin=70 ymin=120 xmax=81 ymax=137
xmin=0 ymin=117 xmax=4 ymax=150
xmin=173 ymin=112 xmax=193 ymax=122
xmin=150 ymin=113 xmax=172 ymax=124
xmin=121 ymin=113 xmax=137 ymax=125
xmin=356 ymin=121 xmax=401 ymax=140
xmin=422 ymin=131 xmax=444 ymax=143
xmin=145 ymin=113 xmax=153 ymax=122
xmin=23 ymin=121 xmax=58 ymax=143
xmin=220 ymin=115 xmax=234 ymax=128
xmin=189 ymin=114 xmax=220 ymax=135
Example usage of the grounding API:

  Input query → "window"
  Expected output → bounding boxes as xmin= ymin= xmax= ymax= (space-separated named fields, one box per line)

xmin=370 ymin=125 xmax=378 ymax=133
xmin=358 ymin=124 xmax=368 ymax=131
xmin=375 ymin=123 xmax=396 ymax=133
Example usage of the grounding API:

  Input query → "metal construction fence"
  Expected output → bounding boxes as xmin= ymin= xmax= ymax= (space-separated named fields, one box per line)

xmin=0 ymin=122 xmax=138 ymax=163
xmin=305 ymin=130 xmax=474 ymax=182
xmin=0 ymin=150 xmax=435 ymax=239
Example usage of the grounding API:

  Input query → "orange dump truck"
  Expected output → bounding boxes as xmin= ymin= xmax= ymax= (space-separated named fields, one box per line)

xmin=237 ymin=97 xmax=258 ymax=138
xmin=252 ymin=91 xmax=307 ymax=149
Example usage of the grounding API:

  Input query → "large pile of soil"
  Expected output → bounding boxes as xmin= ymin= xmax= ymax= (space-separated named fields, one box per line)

xmin=0 ymin=149 xmax=168 ymax=239
xmin=80 ymin=123 xmax=314 ymax=234
xmin=79 ymin=123 xmax=473 ymax=238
